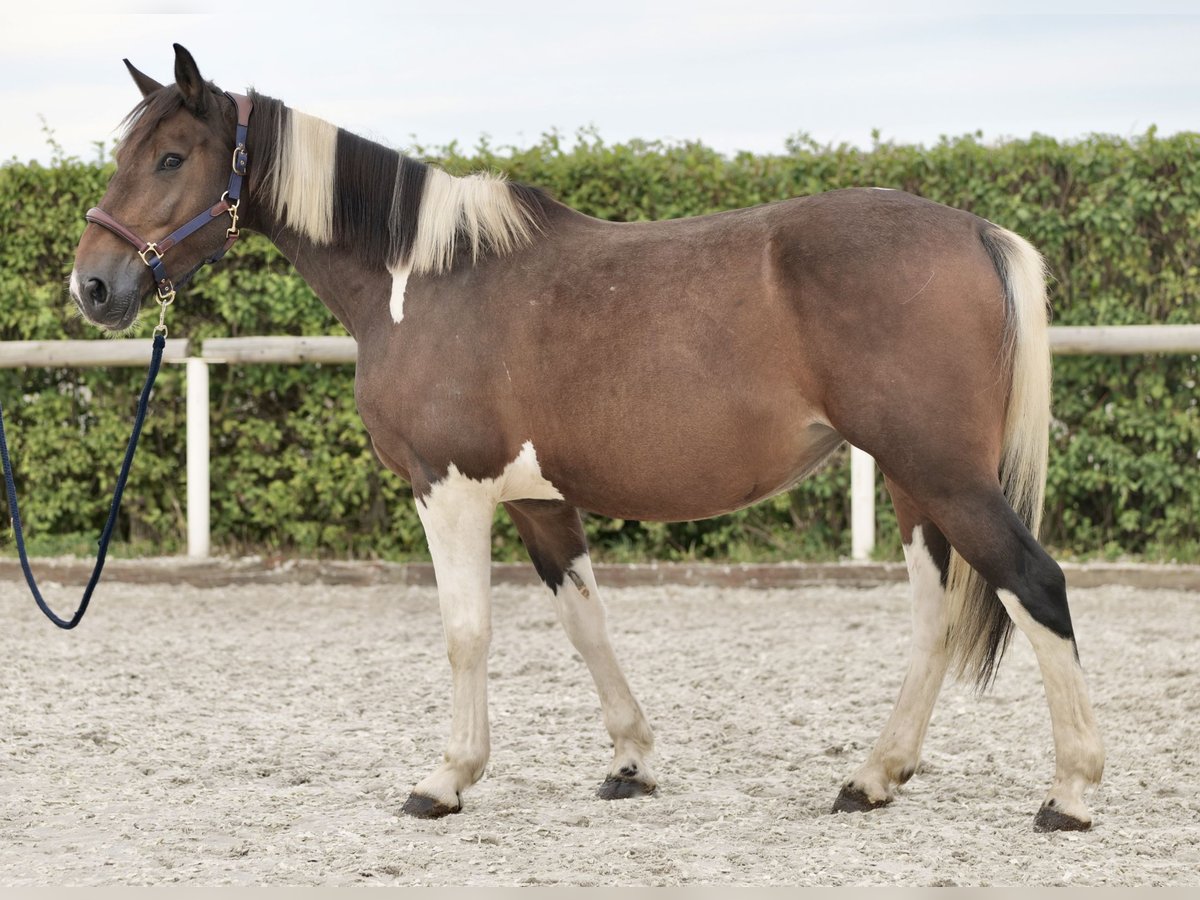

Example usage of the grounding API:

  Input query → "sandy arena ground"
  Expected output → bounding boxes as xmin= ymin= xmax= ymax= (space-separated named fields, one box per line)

xmin=1 ymin=572 xmax=1198 ymax=886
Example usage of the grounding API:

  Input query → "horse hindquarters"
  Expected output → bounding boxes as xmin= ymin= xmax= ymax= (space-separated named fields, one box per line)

xmin=830 ymin=225 xmax=1103 ymax=829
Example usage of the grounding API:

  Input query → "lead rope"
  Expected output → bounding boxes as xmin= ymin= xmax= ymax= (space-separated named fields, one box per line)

xmin=0 ymin=312 xmax=169 ymax=629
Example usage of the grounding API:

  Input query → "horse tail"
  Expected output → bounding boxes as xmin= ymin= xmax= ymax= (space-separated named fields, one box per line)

xmin=944 ymin=224 xmax=1052 ymax=689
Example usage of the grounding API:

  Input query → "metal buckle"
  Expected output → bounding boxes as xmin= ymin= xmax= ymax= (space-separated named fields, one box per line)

xmin=231 ymin=143 xmax=247 ymax=176
xmin=221 ymin=191 xmax=241 ymax=239
xmin=138 ymin=242 xmax=163 ymax=267
xmin=153 ymin=280 xmax=175 ymax=337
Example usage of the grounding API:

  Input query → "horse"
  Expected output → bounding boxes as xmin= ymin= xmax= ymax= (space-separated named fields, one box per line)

xmin=69 ymin=44 xmax=1103 ymax=830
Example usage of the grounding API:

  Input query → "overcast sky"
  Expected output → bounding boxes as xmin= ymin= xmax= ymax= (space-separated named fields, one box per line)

xmin=2 ymin=2 xmax=1197 ymax=166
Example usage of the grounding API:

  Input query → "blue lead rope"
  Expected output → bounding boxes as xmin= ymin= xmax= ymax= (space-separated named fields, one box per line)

xmin=0 ymin=332 xmax=166 ymax=629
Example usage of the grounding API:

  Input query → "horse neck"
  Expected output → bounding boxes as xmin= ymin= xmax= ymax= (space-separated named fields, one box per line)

xmin=239 ymin=95 xmax=392 ymax=338
xmin=260 ymin=228 xmax=391 ymax=339
xmin=236 ymin=92 xmax=550 ymax=339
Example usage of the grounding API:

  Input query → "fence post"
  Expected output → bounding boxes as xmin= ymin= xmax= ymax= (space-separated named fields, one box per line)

xmin=850 ymin=446 xmax=876 ymax=561
xmin=186 ymin=357 xmax=210 ymax=559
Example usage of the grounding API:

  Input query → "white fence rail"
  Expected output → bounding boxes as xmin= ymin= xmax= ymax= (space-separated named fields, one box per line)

xmin=3 ymin=324 xmax=1199 ymax=559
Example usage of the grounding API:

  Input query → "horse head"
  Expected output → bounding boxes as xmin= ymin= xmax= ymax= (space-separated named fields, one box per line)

xmin=71 ymin=44 xmax=245 ymax=332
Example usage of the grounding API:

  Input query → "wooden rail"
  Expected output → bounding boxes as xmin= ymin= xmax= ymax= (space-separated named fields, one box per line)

xmin=0 ymin=338 xmax=191 ymax=368
xmin=1049 ymin=324 xmax=1200 ymax=355
xmin=200 ymin=336 xmax=355 ymax=365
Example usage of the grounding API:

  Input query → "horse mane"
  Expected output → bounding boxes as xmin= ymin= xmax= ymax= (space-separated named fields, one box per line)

xmin=247 ymin=90 xmax=549 ymax=275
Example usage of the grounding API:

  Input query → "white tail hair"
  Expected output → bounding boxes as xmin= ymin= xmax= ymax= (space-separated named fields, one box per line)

xmin=944 ymin=225 xmax=1051 ymax=687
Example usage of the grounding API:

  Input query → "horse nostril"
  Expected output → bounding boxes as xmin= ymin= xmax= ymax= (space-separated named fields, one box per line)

xmin=84 ymin=277 xmax=109 ymax=306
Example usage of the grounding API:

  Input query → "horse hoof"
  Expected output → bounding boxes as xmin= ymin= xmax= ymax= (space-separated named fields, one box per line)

xmin=831 ymin=783 xmax=891 ymax=814
xmin=402 ymin=792 xmax=461 ymax=819
xmin=597 ymin=775 xmax=656 ymax=800
xmin=1034 ymin=803 xmax=1091 ymax=832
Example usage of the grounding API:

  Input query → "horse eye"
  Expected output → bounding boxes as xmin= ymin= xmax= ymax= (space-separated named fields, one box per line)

xmin=159 ymin=154 xmax=184 ymax=171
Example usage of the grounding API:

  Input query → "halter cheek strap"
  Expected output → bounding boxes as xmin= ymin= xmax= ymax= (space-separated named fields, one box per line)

xmin=84 ymin=91 xmax=253 ymax=305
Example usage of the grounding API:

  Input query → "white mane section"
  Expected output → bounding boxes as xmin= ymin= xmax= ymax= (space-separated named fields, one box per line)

xmin=264 ymin=108 xmax=338 ymax=244
xmin=409 ymin=167 xmax=537 ymax=275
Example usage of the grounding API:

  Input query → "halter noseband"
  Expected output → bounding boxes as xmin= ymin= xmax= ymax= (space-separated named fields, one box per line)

xmin=84 ymin=91 xmax=253 ymax=323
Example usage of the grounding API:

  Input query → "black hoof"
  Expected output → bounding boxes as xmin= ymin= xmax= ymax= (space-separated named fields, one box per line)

xmin=1034 ymin=803 xmax=1091 ymax=832
xmin=597 ymin=775 xmax=656 ymax=800
xmin=402 ymin=792 xmax=461 ymax=819
xmin=831 ymin=783 xmax=891 ymax=814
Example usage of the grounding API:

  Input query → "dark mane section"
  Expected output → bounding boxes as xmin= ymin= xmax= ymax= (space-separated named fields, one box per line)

xmin=389 ymin=155 xmax=429 ymax=268
xmin=335 ymin=129 xmax=400 ymax=268
xmin=245 ymin=91 xmax=287 ymax=204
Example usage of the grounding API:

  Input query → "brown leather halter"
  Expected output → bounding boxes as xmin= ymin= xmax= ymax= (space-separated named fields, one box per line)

xmin=84 ymin=91 xmax=253 ymax=331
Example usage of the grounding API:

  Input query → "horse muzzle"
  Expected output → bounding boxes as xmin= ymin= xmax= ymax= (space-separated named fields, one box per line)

xmin=69 ymin=264 xmax=144 ymax=332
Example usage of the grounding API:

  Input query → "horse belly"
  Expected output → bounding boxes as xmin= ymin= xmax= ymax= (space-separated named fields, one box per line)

xmin=544 ymin=406 xmax=843 ymax=523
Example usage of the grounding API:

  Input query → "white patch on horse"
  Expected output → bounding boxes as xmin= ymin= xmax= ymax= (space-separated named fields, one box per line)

xmin=416 ymin=443 xmax=562 ymax=574
xmin=418 ymin=443 xmax=563 ymax=537
xmin=388 ymin=263 xmax=411 ymax=324
xmin=870 ymin=187 xmax=897 ymax=191
xmin=264 ymin=108 xmax=337 ymax=244
xmin=995 ymin=588 xmax=1104 ymax=824
xmin=409 ymin=167 xmax=537 ymax=276
xmin=423 ymin=442 xmax=560 ymax=509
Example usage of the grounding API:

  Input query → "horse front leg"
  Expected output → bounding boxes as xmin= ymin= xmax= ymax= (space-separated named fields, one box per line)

xmin=402 ymin=481 xmax=497 ymax=819
xmin=505 ymin=500 xmax=657 ymax=799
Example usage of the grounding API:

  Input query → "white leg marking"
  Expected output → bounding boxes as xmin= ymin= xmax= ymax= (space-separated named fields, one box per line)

xmin=411 ymin=480 xmax=496 ymax=809
xmin=552 ymin=554 xmax=656 ymax=788
xmin=844 ymin=527 xmax=950 ymax=803
xmin=408 ymin=441 xmax=562 ymax=808
xmin=996 ymin=589 xmax=1104 ymax=824
xmin=388 ymin=263 xmax=411 ymax=324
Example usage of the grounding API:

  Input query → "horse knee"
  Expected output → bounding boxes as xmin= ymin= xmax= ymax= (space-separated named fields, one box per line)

xmin=445 ymin=622 xmax=492 ymax=668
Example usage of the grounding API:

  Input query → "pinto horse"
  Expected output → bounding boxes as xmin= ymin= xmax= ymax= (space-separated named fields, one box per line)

xmin=70 ymin=45 xmax=1103 ymax=830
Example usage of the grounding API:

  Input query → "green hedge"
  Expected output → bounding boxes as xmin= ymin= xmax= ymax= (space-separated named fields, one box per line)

xmin=2 ymin=129 xmax=1198 ymax=563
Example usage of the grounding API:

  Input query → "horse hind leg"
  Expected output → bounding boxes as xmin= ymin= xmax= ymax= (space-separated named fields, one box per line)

xmin=504 ymin=499 xmax=657 ymax=799
xmin=925 ymin=484 xmax=1105 ymax=830
xmin=834 ymin=483 xmax=953 ymax=813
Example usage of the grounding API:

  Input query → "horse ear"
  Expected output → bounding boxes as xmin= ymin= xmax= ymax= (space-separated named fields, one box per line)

xmin=172 ymin=43 xmax=208 ymax=114
xmin=124 ymin=59 xmax=164 ymax=98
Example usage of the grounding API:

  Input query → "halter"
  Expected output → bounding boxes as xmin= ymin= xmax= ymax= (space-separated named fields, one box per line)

xmin=84 ymin=91 xmax=253 ymax=335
